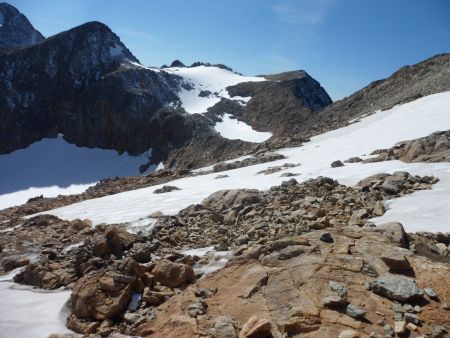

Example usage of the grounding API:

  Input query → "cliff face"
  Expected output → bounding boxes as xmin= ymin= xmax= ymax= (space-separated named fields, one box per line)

xmin=0 ymin=2 xmax=44 ymax=49
xmin=0 ymin=21 xmax=189 ymax=158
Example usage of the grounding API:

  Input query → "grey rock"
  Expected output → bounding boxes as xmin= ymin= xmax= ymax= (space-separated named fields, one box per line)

xmin=320 ymin=232 xmax=334 ymax=243
xmin=368 ymin=275 xmax=424 ymax=301
xmin=212 ymin=315 xmax=237 ymax=338
xmin=344 ymin=157 xmax=363 ymax=163
xmin=187 ymin=301 xmax=207 ymax=318
xmin=424 ymin=287 xmax=438 ymax=299
xmin=329 ymin=281 xmax=347 ymax=298
xmin=331 ymin=160 xmax=344 ymax=168
xmin=384 ymin=324 xmax=395 ymax=337
xmin=346 ymin=304 xmax=366 ymax=319
xmin=431 ymin=325 xmax=447 ymax=338
xmin=154 ymin=185 xmax=181 ymax=194
xmin=404 ymin=312 xmax=420 ymax=325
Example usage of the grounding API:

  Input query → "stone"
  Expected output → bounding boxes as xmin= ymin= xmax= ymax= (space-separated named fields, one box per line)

xmin=368 ymin=276 xmax=423 ymax=301
xmin=330 ymin=281 xmax=347 ymax=297
xmin=187 ymin=301 xmax=207 ymax=318
xmin=323 ymin=294 xmax=347 ymax=307
xmin=384 ymin=324 xmax=395 ymax=337
xmin=431 ymin=325 xmax=447 ymax=338
xmin=2 ymin=257 xmax=30 ymax=271
xmin=338 ymin=329 xmax=360 ymax=338
xmin=215 ymin=175 xmax=229 ymax=179
xmin=124 ymin=312 xmax=145 ymax=325
xmin=380 ymin=250 xmax=412 ymax=271
xmin=67 ymin=314 xmax=100 ymax=334
xmin=142 ymin=288 xmax=168 ymax=306
xmin=404 ymin=312 xmax=420 ymax=325
xmin=151 ymin=259 xmax=195 ymax=287
xmin=154 ymin=185 xmax=181 ymax=194
xmin=424 ymin=287 xmax=438 ymax=299
xmin=381 ymin=182 xmax=399 ymax=194
xmin=407 ymin=322 xmax=418 ymax=331
xmin=344 ymin=157 xmax=363 ymax=163
xmin=213 ymin=315 xmax=237 ymax=338
xmin=346 ymin=304 xmax=366 ymax=319
xmin=194 ymin=287 xmax=217 ymax=299
xmin=320 ymin=232 xmax=334 ymax=243
xmin=394 ymin=321 xmax=407 ymax=335
xmin=239 ymin=316 xmax=272 ymax=338
xmin=375 ymin=222 xmax=408 ymax=247
xmin=331 ymin=160 xmax=344 ymax=168
xmin=71 ymin=270 xmax=134 ymax=321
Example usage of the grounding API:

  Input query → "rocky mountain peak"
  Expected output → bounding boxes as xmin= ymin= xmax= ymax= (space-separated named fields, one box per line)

xmin=0 ymin=2 xmax=44 ymax=49
xmin=169 ymin=59 xmax=185 ymax=67
xmin=44 ymin=21 xmax=139 ymax=67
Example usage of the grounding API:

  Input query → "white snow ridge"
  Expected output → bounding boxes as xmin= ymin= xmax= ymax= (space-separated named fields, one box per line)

xmin=163 ymin=65 xmax=265 ymax=115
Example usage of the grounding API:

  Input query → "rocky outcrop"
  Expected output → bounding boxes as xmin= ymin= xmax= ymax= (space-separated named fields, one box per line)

xmin=148 ymin=172 xmax=437 ymax=251
xmin=0 ymin=3 xmax=44 ymax=49
xmin=206 ymin=70 xmax=332 ymax=137
xmin=0 ymin=20 xmax=186 ymax=157
xmin=365 ymin=130 xmax=450 ymax=163
xmin=133 ymin=225 xmax=450 ymax=338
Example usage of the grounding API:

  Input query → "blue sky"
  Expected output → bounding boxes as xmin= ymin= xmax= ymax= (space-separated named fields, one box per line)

xmin=8 ymin=0 xmax=450 ymax=100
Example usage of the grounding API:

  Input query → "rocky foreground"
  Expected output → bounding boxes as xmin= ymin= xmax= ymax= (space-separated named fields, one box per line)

xmin=1 ymin=170 xmax=450 ymax=337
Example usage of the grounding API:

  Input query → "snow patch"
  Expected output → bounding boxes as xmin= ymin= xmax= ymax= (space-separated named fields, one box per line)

xmin=163 ymin=65 xmax=265 ymax=114
xmin=214 ymin=113 xmax=272 ymax=143
xmin=178 ymin=247 xmax=231 ymax=275
xmin=125 ymin=217 xmax=156 ymax=234
xmin=38 ymin=92 xmax=450 ymax=232
xmin=0 ymin=269 xmax=74 ymax=338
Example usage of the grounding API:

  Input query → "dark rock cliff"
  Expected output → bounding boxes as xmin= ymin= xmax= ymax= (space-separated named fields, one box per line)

xmin=0 ymin=2 xmax=44 ymax=49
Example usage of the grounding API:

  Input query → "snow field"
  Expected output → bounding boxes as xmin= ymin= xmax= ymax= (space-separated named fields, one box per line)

xmin=39 ymin=92 xmax=450 ymax=233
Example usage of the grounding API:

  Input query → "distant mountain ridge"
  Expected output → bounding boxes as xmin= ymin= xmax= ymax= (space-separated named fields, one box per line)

xmin=0 ymin=2 xmax=44 ymax=49
xmin=0 ymin=3 xmax=332 ymax=169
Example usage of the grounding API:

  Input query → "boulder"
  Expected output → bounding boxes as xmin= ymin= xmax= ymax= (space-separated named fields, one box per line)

xmin=2 ymin=257 xmax=30 ymax=271
xmin=372 ymin=222 xmax=408 ymax=247
xmin=71 ymin=270 xmax=135 ymax=321
xmin=151 ymin=259 xmax=195 ymax=287
xmin=368 ymin=275 xmax=424 ymax=302
xmin=331 ymin=160 xmax=344 ymax=168
xmin=212 ymin=315 xmax=237 ymax=338
xmin=380 ymin=249 xmax=412 ymax=271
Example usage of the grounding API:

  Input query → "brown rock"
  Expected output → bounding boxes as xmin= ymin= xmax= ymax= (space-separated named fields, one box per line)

xmin=71 ymin=270 xmax=134 ymax=321
xmin=152 ymin=259 xmax=195 ymax=287
xmin=380 ymin=249 xmax=412 ymax=271
xmin=338 ymin=329 xmax=360 ymax=338
xmin=67 ymin=314 xmax=100 ymax=334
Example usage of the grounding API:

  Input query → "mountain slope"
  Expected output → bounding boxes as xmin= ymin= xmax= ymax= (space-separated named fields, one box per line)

xmin=0 ymin=2 xmax=44 ymax=49
xmin=306 ymin=53 xmax=450 ymax=136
